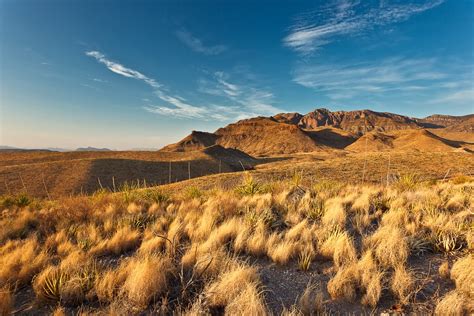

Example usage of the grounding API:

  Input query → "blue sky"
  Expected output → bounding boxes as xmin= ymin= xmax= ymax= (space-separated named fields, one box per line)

xmin=1 ymin=0 xmax=473 ymax=149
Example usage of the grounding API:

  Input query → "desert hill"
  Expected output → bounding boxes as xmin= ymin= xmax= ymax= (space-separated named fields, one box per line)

xmin=214 ymin=117 xmax=325 ymax=155
xmin=161 ymin=117 xmax=326 ymax=156
xmin=160 ymin=131 xmax=218 ymax=152
xmin=346 ymin=129 xmax=463 ymax=152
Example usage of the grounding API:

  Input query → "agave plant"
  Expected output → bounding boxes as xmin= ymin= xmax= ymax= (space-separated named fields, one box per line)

xmin=298 ymin=249 xmax=314 ymax=271
xmin=433 ymin=231 xmax=463 ymax=253
xmin=407 ymin=235 xmax=432 ymax=256
xmin=235 ymin=173 xmax=263 ymax=196
xmin=306 ymin=199 xmax=325 ymax=222
xmin=35 ymin=268 xmax=68 ymax=302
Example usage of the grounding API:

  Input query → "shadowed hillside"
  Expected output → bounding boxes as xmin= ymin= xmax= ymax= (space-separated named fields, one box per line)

xmin=0 ymin=148 xmax=257 ymax=198
xmin=346 ymin=129 xmax=464 ymax=152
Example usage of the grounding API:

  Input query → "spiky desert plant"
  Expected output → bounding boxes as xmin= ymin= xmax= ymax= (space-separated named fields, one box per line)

xmin=33 ymin=266 xmax=68 ymax=302
xmin=394 ymin=173 xmax=419 ymax=192
xmin=236 ymin=173 xmax=263 ymax=196
xmin=298 ymin=249 xmax=314 ymax=271
xmin=432 ymin=231 xmax=463 ymax=253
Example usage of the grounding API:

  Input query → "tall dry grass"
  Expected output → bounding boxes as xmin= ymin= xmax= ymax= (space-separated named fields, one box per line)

xmin=0 ymin=175 xmax=471 ymax=314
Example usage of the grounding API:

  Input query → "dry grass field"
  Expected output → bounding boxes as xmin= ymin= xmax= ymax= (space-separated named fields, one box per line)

xmin=0 ymin=171 xmax=472 ymax=315
xmin=1 ymin=149 xmax=473 ymax=199
xmin=0 ymin=148 xmax=256 ymax=199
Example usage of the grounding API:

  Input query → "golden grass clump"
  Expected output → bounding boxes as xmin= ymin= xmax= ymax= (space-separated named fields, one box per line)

xmin=246 ymin=222 xmax=269 ymax=256
xmin=320 ymin=231 xmax=357 ymax=268
xmin=89 ymin=226 xmax=140 ymax=257
xmin=0 ymin=238 xmax=49 ymax=287
xmin=94 ymin=265 xmax=129 ymax=303
xmin=121 ymin=255 xmax=174 ymax=310
xmin=0 ymin=208 xmax=37 ymax=242
xmin=358 ymin=251 xmax=383 ymax=307
xmin=137 ymin=236 xmax=167 ymax=256
xmin=365 ymin=225 xmax=408 ymax=268
xmin=0 ymin=287 xmax=13 ymax=316
xmin=438 ymin=261 xmax=450 ymax=279
xmin=267 ymin=237 xmax=299 ymax=265
xmin=391 ymin=265 xmax=414 ymax=305
xmin=204 ymin=264 xmax=259 ymax=307
xmin=199 ymin=217 xmax=242 ymax=252
xmin=332 ymin=233 xmax=357 ymax=269
xmin=450 ymin=254 xmax=473 ymax=298
xmin=322 ymin=197 xmax=346 ymax=228
xmin=435 ymin=290 xmax=471 ymax=316
xmin=327 ymin=263 xmax=359 ymax=301
xmin=361 ymin=269 xmax=383 ymax=307
xmin=224 ymin=282 xmax=268 ymax=315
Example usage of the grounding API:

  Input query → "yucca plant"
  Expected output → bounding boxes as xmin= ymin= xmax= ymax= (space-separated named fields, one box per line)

xmin=324 ymin=225 xmax=345 ymax=241
xmin=184 ymin=186 xmax=203 ymax=200
xmin=124 ymin=213 xmax=156 ymax=230
xmin=291 ymin=170 xmax=304 ymax=188
xmin=407 ymin=235 xmax=432 ymax=256
xmin=306 ymin=199 xmax=325 ymax=222
xmin=140 ymin=189 xmax=170 ymax=203
xmin=298 ymin=249 xmax=314 ymax=271
xmin=312 ymin=180 xmax=343 ymax=197
xmin=34 ymin=267 xmax=68 ymax=302
xmin=235 ymin=173 xmax=263 ymax=196
xmin=394 ymin=173 xmax=419 ymax=192
xmin=433 ymin=231 xmax=463 ymax=253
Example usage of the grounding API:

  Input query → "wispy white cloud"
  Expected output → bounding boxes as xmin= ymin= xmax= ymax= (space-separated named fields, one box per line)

xmin=293 ymin=56 xmax=474 ymax=108
xmin=430 ymin=88 xmax=474 ymax=104
xmin=86 ymin=51 xmax=277 ymax=121
xmin=198 ymin=71 xmax=284 ymax=117
xmin=284 ymin=0 xmax=444 ymax=54
xmin=86 ymin=50 xmax=215 ymax=119
xmin=293 ymin=57 xmax=447 ymax=99
xmin=86 ymin=51 xmax=161 ymax=88
xmin=92 ymin=78 xmax=107 ymax=83
xmin=176 ymin=29 xmax=227 ymax=55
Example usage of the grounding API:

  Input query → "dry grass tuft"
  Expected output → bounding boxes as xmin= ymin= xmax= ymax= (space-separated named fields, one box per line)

xmin=267 ymin=238 xmax=299 ymax=265
xmin=438 ymin=261 xmax=450 ymax=279
xmin=121 ymin=255 xmax=174 ymax=310
xmin=327 ymin=263 xmax=359 ymax=301
xmin=0 ymin=238 xmax=49 ymax=287
xmin=205 ymin=264 xmax=259 ymax=307
xmin=365 ymin=226 xmax=408 ymax=268
xmin=0 ymin=287 xmax=13 ymax=316
xmin=391 ymin=265 xmax=414 ymax=305
xmin=94 ymin=265 xmax=129 ymax=303
xmin=89 ymin=226 xmax=140 ymax=257
xmin=450 ymin=254 xmax=473 ymax=298
xmin=224 ymin=282 xmax=268 ymax=315
xmin=320 ymin=231 xmax=357 ymax=268
xmin=435 ymin=290 xmax=471 ymax=316
xmin=298 ymin=282 xmax=325 ymax=315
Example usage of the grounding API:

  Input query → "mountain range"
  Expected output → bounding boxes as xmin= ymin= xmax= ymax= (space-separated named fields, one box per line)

xmin=161 ymin=108 xmax=474 ymax=156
